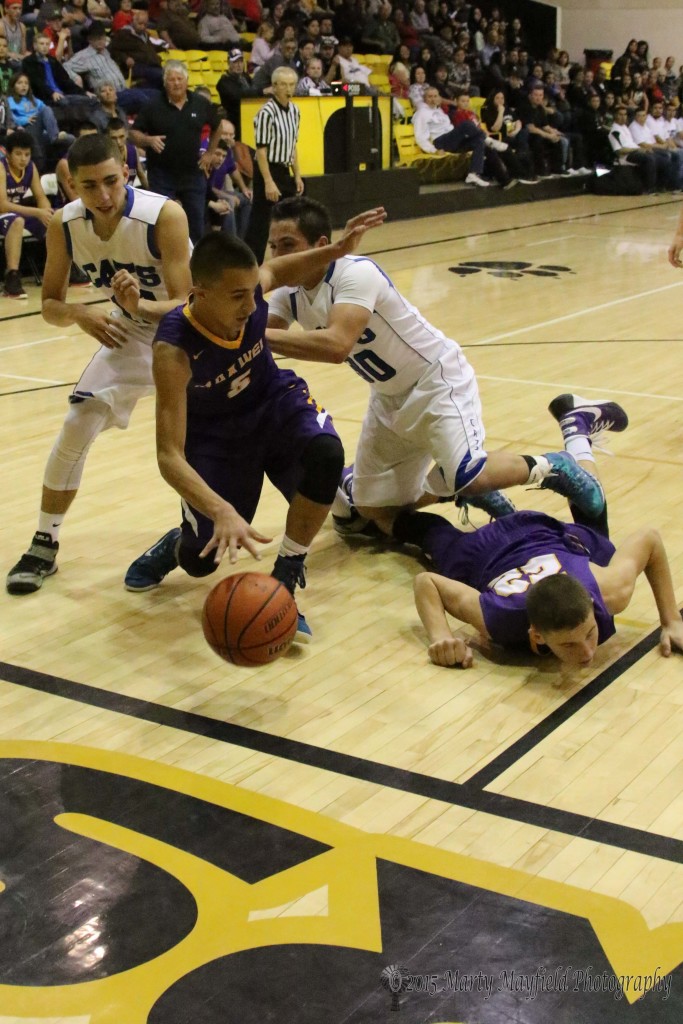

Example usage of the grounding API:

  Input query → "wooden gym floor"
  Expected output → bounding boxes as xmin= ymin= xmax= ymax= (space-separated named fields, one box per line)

xmin=1 ymin=193 xmax=682 ymax=1024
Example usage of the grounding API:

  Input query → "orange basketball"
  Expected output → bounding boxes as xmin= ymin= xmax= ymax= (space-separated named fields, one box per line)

xmin=202 ymin=572 xmax=298 ymax=666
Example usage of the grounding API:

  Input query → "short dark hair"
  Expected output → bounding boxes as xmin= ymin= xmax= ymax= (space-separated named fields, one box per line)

xmin=190 ymin=233 xmax=257 ymax=285
xmin=5 ymin=129 xmax=33 ymax=154
xmin=107 ymin=116 xmax=127 ymax=132
xmin=270 ymin=196 xmax=331 ymax=244
xmin=132 ymin=0 xmax=148 ymax=8
xmin=526 ymin=574 xmax=593 ymax=633
xmin=67 ymin=133 xmax=122 ymax=174
xmin=87 ymin=21 xmax=106 ymax=38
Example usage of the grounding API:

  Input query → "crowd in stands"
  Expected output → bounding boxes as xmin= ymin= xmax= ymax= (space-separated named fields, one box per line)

xmin=1 ymin=0 xmax=683 ymax=294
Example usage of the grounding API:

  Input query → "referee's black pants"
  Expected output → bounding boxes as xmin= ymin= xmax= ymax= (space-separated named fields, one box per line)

xmin=245 ymin=161 xmax=299 ymax=264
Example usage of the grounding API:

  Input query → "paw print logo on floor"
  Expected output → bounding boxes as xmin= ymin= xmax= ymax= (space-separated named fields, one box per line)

xmin=449 ymin=261 xmax=575 ymax=279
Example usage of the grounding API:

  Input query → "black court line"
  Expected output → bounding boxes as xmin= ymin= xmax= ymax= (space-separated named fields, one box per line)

xmin=363 ymin=197 xmax=680 ymax=257
xmin=464 ymin=624 xmax=669 ymax=791
xmin=1 ymin=658 xmax=682 ymax=865
xmin=0 ymin=382 xmax=75 ymax=397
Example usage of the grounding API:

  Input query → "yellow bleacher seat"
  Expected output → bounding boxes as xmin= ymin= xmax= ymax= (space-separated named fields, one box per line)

xmin=369 ymin=71 xmax=390 ymax=87
xmin=240 ymin=32 xmax=256 ymax=43
xmin=469 ymin=95 xmax=484 ymax=118
xmin=393 ymin=122 xmax=469 ymax=181
xmin=187 ymin=71 xmax=205 ymax=87
xmin=208 ymin=51 xmax=228 ymax=70
xmin=395 ymin=97 xmax=413 ymax=121
xmin=203 ymin=70 xmax=221 ymax=86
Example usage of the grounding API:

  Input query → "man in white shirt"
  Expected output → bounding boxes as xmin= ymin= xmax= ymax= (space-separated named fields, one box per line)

xmin=331 ymin=37 xmax=373 ymax=91
xmin=662 ymin=102 xmax=683 ymax=148
xmin=608 ymin=106 xmax=658 ymax=191
xmin=645 ymin=99 xmax=683 ymax=181
xmin=412 ymin=86 xmax=489 ymax=186
xmin=629 ymin=108 xmax=679 ymax=188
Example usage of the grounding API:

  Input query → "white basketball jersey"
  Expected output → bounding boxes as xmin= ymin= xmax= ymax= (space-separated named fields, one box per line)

xmin=268 ymin=255 xmax=471 ymax=396
xmin=61 ymin=186 xmax=171 ymax=332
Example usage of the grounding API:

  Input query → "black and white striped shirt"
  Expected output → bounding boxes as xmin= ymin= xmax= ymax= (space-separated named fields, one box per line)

xmin=253 ymin=98 xmax=300 ymax=165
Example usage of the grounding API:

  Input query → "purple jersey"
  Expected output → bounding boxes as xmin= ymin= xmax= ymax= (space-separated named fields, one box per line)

xmin=1 ymin=156 xmax=34 ymax=203
xmin=155 ymin=286 xmax=280 ymax=438
xmin=426 ymin=511 xmax=616 ymax=651
xmin=125 ymin=142 xmax=138 ymax=176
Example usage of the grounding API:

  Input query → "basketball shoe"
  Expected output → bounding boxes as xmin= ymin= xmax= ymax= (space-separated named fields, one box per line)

xmin=530 ymin=452 xmax=606 ymax=518
xmin=331 ymin=465 xmax=383 ymax=539
xmin=548 ymin=393 xmax=628 ymax=445
xmin=271 ymin=553 xmax=312 ymax=643
xmin=455 ymin=490 xmax=517 ymax=523
xmin=6 ymin=532 xmax=59 ymax=594
xmin=124 ymin=528 xmax=180 ymax=591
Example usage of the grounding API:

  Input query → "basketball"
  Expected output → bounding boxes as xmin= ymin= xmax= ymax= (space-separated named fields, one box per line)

xmin=202 ymin=572 xmax=298 ymax=666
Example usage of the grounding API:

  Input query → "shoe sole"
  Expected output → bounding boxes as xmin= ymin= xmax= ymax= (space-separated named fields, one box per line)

xmin=6 ymin=563 xmax=58 ymax=595
xmin=124 ymin=580 xmax=163 ymax=592
xmin=549 ymin=393 xmax=628 ymax=431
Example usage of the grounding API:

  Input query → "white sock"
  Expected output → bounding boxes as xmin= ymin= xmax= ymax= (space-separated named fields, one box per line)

xmin=278 ymin=535 xmax=309 ymax=559
xmin=565 ymin=434 xmax=595 ymax=464
xmin=38 ymin=511 xmax=65 ymax=544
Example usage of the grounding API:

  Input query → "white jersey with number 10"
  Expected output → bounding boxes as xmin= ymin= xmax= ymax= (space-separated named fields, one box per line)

xmin=267 ymin=255 xmax=476 ymax=397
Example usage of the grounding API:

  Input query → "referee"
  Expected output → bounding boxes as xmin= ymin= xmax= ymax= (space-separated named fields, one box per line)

xmin=245 ymin=67 xmax=303 ymax=263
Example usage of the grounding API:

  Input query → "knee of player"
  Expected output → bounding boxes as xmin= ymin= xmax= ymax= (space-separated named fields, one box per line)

xmin=298 ymin=433 xmax=345 ymax=506
xmin=177 ymin=545 xmax=219 ymax=578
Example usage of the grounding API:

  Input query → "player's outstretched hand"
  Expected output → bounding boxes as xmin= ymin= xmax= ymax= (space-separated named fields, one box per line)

xmin=668 ymin=234 xmax=683 ymax=268
xmin=111 ymin=268 xmax=141 ymax=316
xmin=659 ymin=618 xmax=683 ymax=656
xmin=75 ymin=305 xmax=128 ymax=349
xmin=342 ymin=206 xmax=387 ymax=235
xmin=427 ymin=636 xmax=474 ymax=669
xmin=201 ymin=505 xmax=273 ymax=566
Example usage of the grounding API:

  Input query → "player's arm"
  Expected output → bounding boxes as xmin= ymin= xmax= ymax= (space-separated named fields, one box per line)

xmin=594 ymin=527 xmax=683 ymax=656
xmin=135 ymin=151 xmax=149 ymax=189
xmin=29 ymin=165 xmax=53 ymax=214
xmin=56 ymin=158 xmax=78 ymax=202
xmin=668 ymin=204 xmax=683 ymax=267
xmin=258 ymin=207 xmax=386 ymax=293
xmin=266 ymin=313 xmax=290 ymax=330
xmin=267 ymin=301 xmax=371 ymax=363
xmin=154 ymin=341 xmax=272 ymax=564
xmin=110 ymin=201 xmax=191 ymax=322
xmin=413 ymin=572 xmax=488 ymax=668
xmin=41 ymin=212 xmax=128 ymax=348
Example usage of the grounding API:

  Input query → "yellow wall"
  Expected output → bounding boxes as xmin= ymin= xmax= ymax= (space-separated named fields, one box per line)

xmin=241 ymin=96 xmax=392 ymax=175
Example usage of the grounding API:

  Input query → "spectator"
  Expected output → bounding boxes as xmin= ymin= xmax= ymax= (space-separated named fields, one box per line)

xmin=361 ymin=1 xmax=400 ymax=57
xmin=22 ymin=30 xmax=97 ymax=119
xmin=317 ymin=35 xmax=337 ymax=78
xmin=410 ymin=0 xmax=431 ymax=38
xmin=112 ymin=0 xmax=133 ymax=30
xmin=608 ymin=105 xmax=656 ymax=190
xmin=7 ymin=71 xmax=72 ymax=167
xmin=217 ymin=48 xmax=257 ymax=139
xmin=328 ymin=37 xmax=373 ymax=92
xmin=645 ymin=99 xmax=683 ymax=178
xmin=39 ymin=6 xmax=73 ymax=61
xmin=393 ymin=8 xmax=418 ymax=56
xmin=198 ymin=0 xmax=241 ymax=46
xmin=130 ymin=60 xmax=221 ymax=241
xmin=555 ymin=50 xmax=572 ymax=86
xmin=0 ymin=1 xmax=29 ymax=61
xmin=409 ymin=64 xmax=428 ymax=109
xmin=0 ymin=38 xmax=15 ymax=94
xmin=109 ymin=1 xmax=165 ymax=92
xmin=662 ymin=56 xmax=678 ymax=102
xmin=629 ymin=106 xmax=679 ymax=187
xmin=305 ymin=17 xmax=322 ymax=52
xmin=252 ymin=37 xmax=301 ymax=94
xmin=61 ymin=0 xmax=91 ymax=50
xmin=412 ymin=85 xmax=489 ymax=186
xmin=206 ymin=120 xmax=252 ymax=238
xmin=0 ymin=130 xmax=52 ymax=298
xmin=578 ymin=92 xmax=612 ymax=165
xmin=64 ymin=22 xmax=149 ymax=110
xmin=87 ymin=0 xmax=113 ymax=26
xmin=0 ymin=88 xmax=13 ymax=146
xmin=91 ymin=79 xmax=127 ymax=128
xmin=663 ymin=100 xmax=683 ymax=148
xmin=296 ymin=55 xmax=332 ymax=95
xmin=55 ymin=119 xmax=99 ymax=204
xmin=480 ymin=87 xmax=536 ymax=181
xmin=449 ymin=46 xmax=471 ymax=94
xmin=451 ymin=90 xmax=513 ymax=186
xmin=156 ymin=0 xmax=202 ymax=50
xmin=250 ymin=21 xmax=276 ymax=69
xmin=244 ymin=66 xmax=303 ymax=262
xmin=107 ymin=115 xmax=149 ymax=187
xmin=519 ymin=83 xmax=568 ymax=177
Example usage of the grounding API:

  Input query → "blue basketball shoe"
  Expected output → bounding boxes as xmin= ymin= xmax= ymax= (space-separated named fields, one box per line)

xmin=125 ymin=528 xmax=180 ymax=592
xmin=272 ymin=553 xmax=311 ymax=643
xmin=549 ymin=393 xmax=628 ymax=446
xmin=455 ymin=490 xmax=517 ymax=523
xmin=533 ymin=452 xmax=606 ymax=519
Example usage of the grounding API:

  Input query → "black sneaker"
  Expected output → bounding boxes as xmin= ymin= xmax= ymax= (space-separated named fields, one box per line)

xmin=4 ymin=270 xmax=27 ymax=299
xmin=272 ymin=554 xmax=312 ymax=643
xmin=124 ymin=528 xmax=180 ymax=591
xmin=6 ymin=532 xmax=59 ymax=594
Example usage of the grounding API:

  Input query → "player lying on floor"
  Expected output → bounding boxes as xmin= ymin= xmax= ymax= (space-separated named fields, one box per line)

xmin=401 ymin=396 xmax=683 ymax=668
